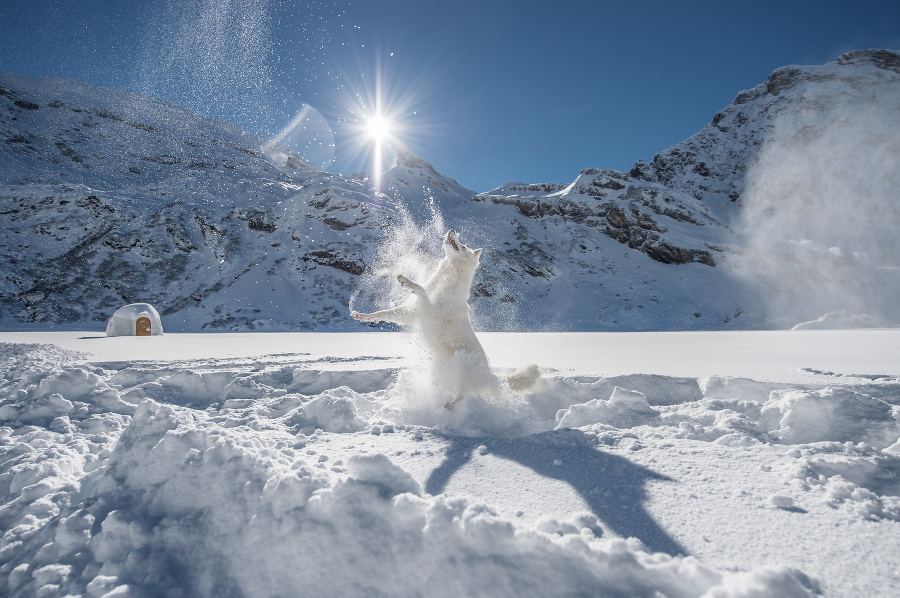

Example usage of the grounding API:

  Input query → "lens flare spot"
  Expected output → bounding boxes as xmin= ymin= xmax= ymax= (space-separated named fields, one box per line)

xmin=261 ymin=103 xmax=335 ymax=169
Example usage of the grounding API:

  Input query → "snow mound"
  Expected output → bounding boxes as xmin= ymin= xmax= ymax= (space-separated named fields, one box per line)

xmin=792 ymin=312 xmax=898 ymax=330
xmin=784 ymin=443 xmax=900 ymax=521
xmin=0 ymin=343 xmax=89 ymax=378
xmin=346 ymin=453 xmax=423 ymax=497
xmin=555 ymin=386 xmax=660 ymax=429
xmin=760 ymin=387 xmax=900 ymax=448
xmin=287 ymin=388 xmax=370 ymax=433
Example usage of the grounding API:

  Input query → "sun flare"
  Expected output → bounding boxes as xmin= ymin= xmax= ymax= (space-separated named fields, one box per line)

xmin=366 ymin=115 xmax=392 ymax=141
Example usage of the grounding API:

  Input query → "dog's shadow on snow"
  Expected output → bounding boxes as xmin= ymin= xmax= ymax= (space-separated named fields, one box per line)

xmin=425 ymin=428 xmax=687 ymax=557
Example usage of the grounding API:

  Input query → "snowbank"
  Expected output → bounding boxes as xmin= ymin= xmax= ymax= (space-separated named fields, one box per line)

xmin=0 ymin=388 xmax=816 ymax=597
xmin=555 ymin=386 xmax=660 ymax=429
xmin=2 ymin=334 xmax=899 ymax=596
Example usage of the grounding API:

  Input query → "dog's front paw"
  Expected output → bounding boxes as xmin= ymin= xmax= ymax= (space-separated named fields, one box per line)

xmin=350 ymin=311 xmax=366 ymax=321
xmin=397 ymin=274 xmax=411 ymax=287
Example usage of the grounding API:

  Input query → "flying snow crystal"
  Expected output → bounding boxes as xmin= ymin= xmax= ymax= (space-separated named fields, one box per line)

xmin=350 ymin=200 xmax=448 ymax=319
xmin=136 ymin=0 xmax=274 ymax=131
xmin=737 ymin=86 xmax=900 ymax=326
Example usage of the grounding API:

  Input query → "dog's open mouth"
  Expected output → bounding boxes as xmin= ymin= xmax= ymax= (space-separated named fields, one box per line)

xmin=447 ymin=231 xmax=460 ymax=251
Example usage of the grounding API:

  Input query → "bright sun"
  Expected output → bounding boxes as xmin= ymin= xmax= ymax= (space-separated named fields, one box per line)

xmin=366 ymin=115 xmax=391 ymax=141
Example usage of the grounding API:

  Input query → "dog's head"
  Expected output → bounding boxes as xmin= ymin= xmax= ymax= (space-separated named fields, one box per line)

xmin=443 ymin=230 xmax=482 ymax=263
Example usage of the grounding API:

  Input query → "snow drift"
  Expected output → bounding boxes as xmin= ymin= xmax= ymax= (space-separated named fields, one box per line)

xmin=3 ymin=333 xmax=899 ymax=596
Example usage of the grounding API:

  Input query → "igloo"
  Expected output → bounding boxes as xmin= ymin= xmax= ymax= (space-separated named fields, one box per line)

xmin=106 ymin=303 xmax=164 ymax=337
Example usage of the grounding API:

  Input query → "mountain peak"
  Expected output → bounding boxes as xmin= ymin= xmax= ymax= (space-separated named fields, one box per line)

xmin=394 ymin=147 xmax=438 ymax=173
xmin=835 ymin=49 xmax=900 ymax=72
xmin=378 ymin=147 xmax=475 ymax=201
xmin=626 ymin=48 xmax=900 ymax=219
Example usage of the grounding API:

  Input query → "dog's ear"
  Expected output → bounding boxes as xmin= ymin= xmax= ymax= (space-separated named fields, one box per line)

xmin=473 ymin=248 xmax=483 ymax=256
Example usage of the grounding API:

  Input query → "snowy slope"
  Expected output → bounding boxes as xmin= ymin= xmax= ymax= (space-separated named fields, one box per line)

xmin=1 ymin=329 xmax=899 ymax=597
xmin=2 ymin=50 xmax=899 ymax=332
xmin=0 ymin=69 xmax=391 ymax=331
xmin=0 ymin=64 xmax=740 ymax=332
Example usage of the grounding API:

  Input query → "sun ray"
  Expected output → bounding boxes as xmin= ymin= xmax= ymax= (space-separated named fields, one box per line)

xmin=314 ymin=47 xmax=449 ymax=194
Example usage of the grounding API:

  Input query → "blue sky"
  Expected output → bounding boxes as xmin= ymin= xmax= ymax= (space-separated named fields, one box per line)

xmin=1 ymin=0 xmax=898 ymax=192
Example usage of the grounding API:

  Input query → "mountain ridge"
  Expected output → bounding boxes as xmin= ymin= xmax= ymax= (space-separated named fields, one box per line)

xmin=2 ymin=49 xmax=898 ymax=331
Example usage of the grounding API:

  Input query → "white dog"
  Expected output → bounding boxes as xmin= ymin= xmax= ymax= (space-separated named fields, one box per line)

xmin=351 ymin=229 xmax=538 ymax=409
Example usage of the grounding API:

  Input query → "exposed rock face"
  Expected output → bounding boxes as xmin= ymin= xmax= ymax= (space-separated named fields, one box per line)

xmin=476 ymin=168 xmax=718 ymax=266
xmin=835 ymin=49 xmax=900 ymax=72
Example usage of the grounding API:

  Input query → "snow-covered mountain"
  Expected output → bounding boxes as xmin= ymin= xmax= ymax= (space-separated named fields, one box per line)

xmin=2 ymin=49 xmax=898 ymax=331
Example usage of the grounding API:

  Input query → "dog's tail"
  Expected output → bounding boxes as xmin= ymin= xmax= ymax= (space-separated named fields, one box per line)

xmin=504 ymin=364 xmax=541 ymax=393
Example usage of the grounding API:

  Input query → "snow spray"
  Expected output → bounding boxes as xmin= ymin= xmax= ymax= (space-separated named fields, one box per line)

xmin=380 ymin=351 xmax=533 ymax=435
xmin=135 ymin=0 xmax=275 ymax=132
xmin=736 ymin=101 xmax=900 ymax=327
xmin=350 ymin=197 xmax=529 ymax=430
xmin=348 ymin=195 xmax=447 ymax=318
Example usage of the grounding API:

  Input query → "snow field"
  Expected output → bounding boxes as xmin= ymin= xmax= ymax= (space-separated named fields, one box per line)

xmin=1 ymin=335 xmax=899 ymax=596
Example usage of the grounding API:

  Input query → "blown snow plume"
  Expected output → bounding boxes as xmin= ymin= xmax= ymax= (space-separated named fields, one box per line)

xmin=735 ymin=52 xmax=900 ymax=327
xmin=136 ymin=0 xmax=274 ymax=131
xmin=350 ymin=210 xmax=524 ymax=428
xmin=349 ymin=199 xmax=448 ymax=324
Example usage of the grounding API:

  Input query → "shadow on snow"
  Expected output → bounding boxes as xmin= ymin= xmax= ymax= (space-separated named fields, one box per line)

xmin=425 ymin=428 xmax=686 ymax=556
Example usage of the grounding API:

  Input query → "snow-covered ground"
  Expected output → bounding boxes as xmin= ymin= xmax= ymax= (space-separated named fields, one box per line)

xmin=2 ymin=330 xmax=899 ymax=597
